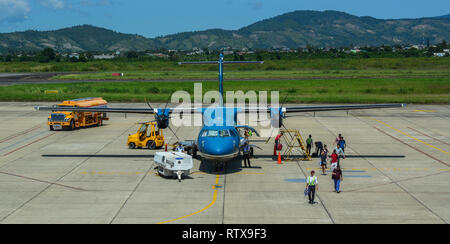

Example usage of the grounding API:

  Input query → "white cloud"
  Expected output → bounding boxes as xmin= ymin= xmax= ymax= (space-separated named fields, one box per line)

xmin=0 ymin=0 xmax=31 ymax=22
xmin=41 ymin=0 xmax=65 ymax=9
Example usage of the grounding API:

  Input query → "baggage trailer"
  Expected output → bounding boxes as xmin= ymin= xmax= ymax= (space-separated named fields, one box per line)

xmin=154 ymin=151 xmax=193 ymax=182
xmin=47 ymin=97 xmax=109 ymax=131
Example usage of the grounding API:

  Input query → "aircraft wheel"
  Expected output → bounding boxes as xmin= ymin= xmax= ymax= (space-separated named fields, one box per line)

xmin=128 ymin=142 xmax=136 ymax=149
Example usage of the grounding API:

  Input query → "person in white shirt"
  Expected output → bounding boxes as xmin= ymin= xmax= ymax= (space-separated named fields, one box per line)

xmin=334 ymin=144 xmax=345 ymax=166
xmin=305 ymin=170 xmax=318 ymax=204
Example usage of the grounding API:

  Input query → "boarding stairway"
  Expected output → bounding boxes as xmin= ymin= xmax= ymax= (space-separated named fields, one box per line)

xmin=279 ymin=129 xmax=312 ymax=161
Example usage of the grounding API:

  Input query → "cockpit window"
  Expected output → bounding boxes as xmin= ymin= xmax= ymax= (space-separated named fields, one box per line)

xmin=219 ymin=130 xmax=230 ymax=137
xmin=201 ymin=129 xmax=230 ymax=137
xmin=207 ymin=130 xmax=219 ymax=137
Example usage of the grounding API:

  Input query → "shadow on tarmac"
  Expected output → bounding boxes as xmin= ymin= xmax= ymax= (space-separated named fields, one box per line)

xmin=199 ymin=156 xmax=264 ymax=175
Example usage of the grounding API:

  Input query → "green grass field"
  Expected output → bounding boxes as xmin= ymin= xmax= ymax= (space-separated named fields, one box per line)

xmin=1 ymin=77 xmax=448 ymax=104
xmin=1 ymin=57 xmax=449 ymax=104
xmin=1 ymin=57 xmax=450 ymax=73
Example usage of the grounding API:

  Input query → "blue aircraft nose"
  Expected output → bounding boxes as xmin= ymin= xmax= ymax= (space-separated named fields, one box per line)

xmin=203 ymin=137 xmax=237 ymax=156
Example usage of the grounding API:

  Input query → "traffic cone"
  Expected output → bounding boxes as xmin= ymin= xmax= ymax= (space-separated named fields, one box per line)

xmin=277 ymin=152 xmax=282 ymax=164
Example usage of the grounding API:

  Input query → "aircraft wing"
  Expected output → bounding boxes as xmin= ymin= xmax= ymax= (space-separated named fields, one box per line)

xmin=34 ymin=106 xmax=200 ymax=114
xmin=283 ymin=103 xmax=405 ymax=113
xmin=35 ymin=103 xmax=405 ymax=114
xmin=243 ymin=103 xmax=405 ymax=113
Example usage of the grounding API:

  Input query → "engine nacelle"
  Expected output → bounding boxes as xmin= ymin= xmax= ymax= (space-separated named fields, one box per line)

xmin=156 ymin=109 xmax=170 ymax=129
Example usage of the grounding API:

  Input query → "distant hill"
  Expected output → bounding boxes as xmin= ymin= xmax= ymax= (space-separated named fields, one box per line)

xmin=0 ymin=25 xmax=158 ymax=53
xmin=432 ymin=14 xmax=450 ymax=19
xmin=1 ymin=10 xmax=449 ymax=53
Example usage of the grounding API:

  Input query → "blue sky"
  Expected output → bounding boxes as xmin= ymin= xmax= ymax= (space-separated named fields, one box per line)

xmin=0 ymin=0 xmax=449 ymax=37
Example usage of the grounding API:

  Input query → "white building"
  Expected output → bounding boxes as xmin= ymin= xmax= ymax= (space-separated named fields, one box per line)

xmin=93 ymin=54 xmax=115 ymax=60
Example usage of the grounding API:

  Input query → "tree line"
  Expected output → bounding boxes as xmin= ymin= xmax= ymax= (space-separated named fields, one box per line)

xmin=1 ymin=40 xmax=448 ymax=63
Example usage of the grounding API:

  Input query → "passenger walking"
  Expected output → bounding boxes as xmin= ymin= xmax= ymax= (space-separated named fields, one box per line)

xmin=330 ymin=149 xmax=338 ymax=171
xmin=332 ymin=166 xmax=343 ymax=193
xmin=338 ymin=136 xmax=346 ymax=153
xmin=306 ymin=170 xmax=318 ymax=204
xmin=334 ymin=144 xmax=345 ymax=166
xmin=319 ymin=145 xmax=329 ymax=175
xmin=242 ymin=142 xmax=251 ymax=168
xmin=306 ymin=135 xmax=313 ymax=156
xmin=335 ymin=133 xmax=342 ymax=145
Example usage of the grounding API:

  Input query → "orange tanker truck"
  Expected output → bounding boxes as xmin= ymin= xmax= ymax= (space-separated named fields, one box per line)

xmin=47 ymin=97 xmax=109 ymax=131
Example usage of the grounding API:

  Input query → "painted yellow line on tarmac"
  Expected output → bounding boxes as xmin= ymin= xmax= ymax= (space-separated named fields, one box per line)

xmin=370 ymin=118 xmax=450 ymax=156
xmin=413 ymin=110 xmax=436 ymax=112
xmin=157 ymin=174 xmax=219 ymax=224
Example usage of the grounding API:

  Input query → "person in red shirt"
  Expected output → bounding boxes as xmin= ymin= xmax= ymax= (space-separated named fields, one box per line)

xmin=273 ymin=132 xmax=284 ymax=156
xmin=329 ymin=149 xmax=338 ymax=171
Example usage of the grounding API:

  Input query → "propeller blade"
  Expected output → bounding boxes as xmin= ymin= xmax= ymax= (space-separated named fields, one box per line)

xmin=280 ymin=94 xmax=289 ymax=108
xmin=167 ymin=126 xmax=181 ymax=143
xmin=145 ymin=98 xmax=154 ymax=111
xmin=164 ymin=94 xmax=172 ymax=110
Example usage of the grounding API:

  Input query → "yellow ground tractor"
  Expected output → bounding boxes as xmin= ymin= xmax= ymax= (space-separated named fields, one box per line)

xmin=48 ymin=97 xmax=109 ymax=131
xmin=127 ymin=122 xmax=165 ymax=149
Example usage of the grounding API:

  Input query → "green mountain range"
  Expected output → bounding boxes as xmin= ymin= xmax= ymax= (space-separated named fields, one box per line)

xmin=1 ymin=10 xmax=449 ymax=53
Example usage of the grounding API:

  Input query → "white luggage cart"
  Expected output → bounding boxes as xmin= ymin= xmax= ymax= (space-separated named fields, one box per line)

xmin=154 ymin=151 xmax=193 ymax=182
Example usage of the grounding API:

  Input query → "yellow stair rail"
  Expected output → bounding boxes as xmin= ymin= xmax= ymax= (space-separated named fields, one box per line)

xmin=279 ymin=129 xmax=312 ymax=161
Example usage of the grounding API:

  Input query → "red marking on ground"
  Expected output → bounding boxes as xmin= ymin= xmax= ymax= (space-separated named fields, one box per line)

xmin=408 ymin=127 xmax=450 ymax=147
xmin=3 ymin=132 xmax=56 ymax=156
xmin=0 ymin=171 xmax=86 ymax=191
xmin=374 ymin=127 xmax=449 ymax=167
xmin=0 ymin=125 xmax=42 ymax=143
